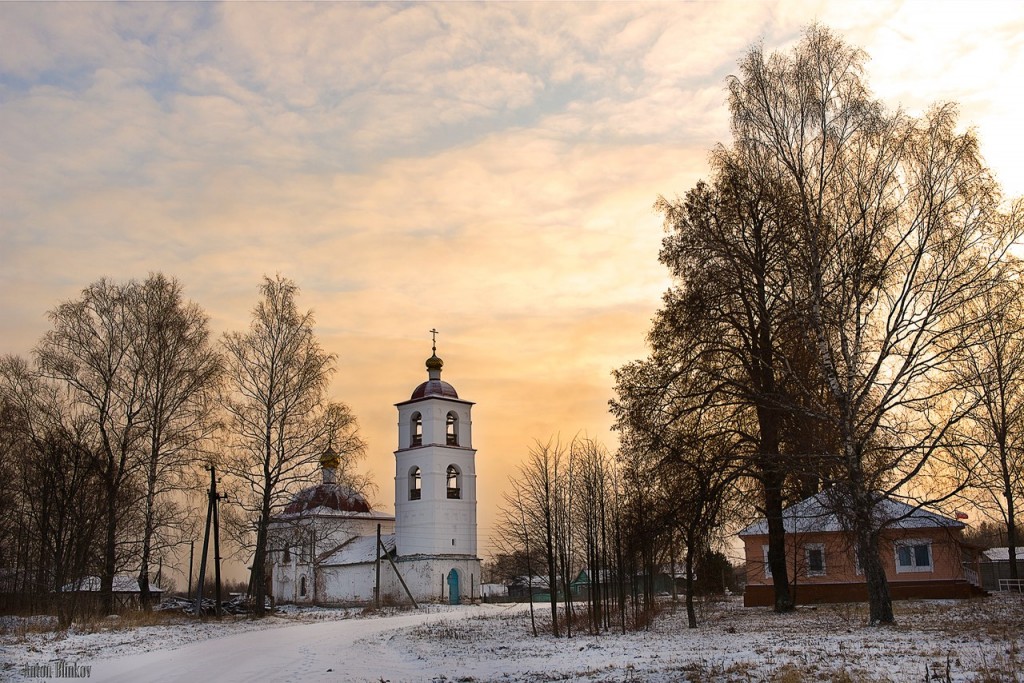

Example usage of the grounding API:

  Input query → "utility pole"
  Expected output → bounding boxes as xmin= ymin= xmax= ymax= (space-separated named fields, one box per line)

xmin=375 ymin=524 xmax=381 ymax=608
xmin=211 ymin=466 xmax=225 ymax=617
xmin=194 ymin=465 xmax=226 ymax=618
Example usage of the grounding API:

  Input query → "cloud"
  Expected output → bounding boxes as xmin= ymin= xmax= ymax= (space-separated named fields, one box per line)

xmin=2 ymin=1 xmax=1023 ymax=558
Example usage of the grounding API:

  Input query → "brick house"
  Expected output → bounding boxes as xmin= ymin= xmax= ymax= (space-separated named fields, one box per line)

xmin=739 ymin=492 xmax=986 ymax=607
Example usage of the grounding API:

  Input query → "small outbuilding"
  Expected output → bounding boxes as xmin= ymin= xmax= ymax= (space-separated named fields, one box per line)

xmin=61 ymin=575 xmax=166 ymax=610
xmin=979 ymin=547 xmax=1024 ymax=592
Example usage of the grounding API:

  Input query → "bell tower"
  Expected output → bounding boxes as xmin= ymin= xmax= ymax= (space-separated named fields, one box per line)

xmin=393 ymin=334 xmax=477 ymax=559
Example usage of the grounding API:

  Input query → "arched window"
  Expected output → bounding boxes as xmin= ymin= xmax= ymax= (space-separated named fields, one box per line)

xmin=409 ymin=466 xmax=422 ymax=500
xmin=299 ymin=576 xmax=307 ymax=597
xmin=446 ymin=412 xmax=459 ymax=446
xmin=446 ymin=465 xmax=461 ymax=499
xmin=411 ymin=412 xmax=422 ymax=447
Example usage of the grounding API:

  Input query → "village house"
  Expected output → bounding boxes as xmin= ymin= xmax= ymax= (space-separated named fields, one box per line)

xmin=739 ymin=491 xmax=986 ymax=607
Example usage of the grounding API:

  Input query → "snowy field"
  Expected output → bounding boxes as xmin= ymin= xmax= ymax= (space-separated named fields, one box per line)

xmin=2 ymin=595 xmax=1022 ymax=682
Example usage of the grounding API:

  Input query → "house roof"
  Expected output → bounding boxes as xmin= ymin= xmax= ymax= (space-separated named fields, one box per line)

xmin=320 ymin=534 xmax=396 ymax=567
xmin=738 ymin=491 xmax=964 ymax=537
xmin=61 ymin=575 xmax=166 ymax=593
xmin=982 ymin=547 xmax=1024 ymax=561
xmin=508 ymin=575 xmax=553 ymax=589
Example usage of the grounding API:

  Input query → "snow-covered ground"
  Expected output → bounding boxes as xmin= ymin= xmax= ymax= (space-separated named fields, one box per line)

xmin=2 ymin=595 xmax=1021 ymax=682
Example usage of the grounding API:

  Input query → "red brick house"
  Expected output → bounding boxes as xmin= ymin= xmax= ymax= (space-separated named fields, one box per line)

xmin=739 ymin=492 xmax=986 ymax=607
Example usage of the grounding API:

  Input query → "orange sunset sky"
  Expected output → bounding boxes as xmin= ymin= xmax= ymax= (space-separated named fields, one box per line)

xmin=3 ymin=1 xmax=1024 ymax=585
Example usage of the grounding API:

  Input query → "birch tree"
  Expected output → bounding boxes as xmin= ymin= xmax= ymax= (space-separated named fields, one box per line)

xmin=36 ymin=279 xmax=147 ymax=613
xmin=220 ymin=275 xmax=363 ymax=617
xmin=133 ymin=274 xmax=222 ymax=606
xmin=956 ymin=262 xmax=1024 ymax=579
xmin=728 ymin=25 xmax=1021 ymax=624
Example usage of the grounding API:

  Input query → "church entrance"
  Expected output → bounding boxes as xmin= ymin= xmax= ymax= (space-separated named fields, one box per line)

xmin=447 ymin=569 xmax=460 ymax=605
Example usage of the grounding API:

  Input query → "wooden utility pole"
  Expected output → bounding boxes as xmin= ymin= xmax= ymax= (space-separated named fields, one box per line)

xmin=374 ymin=524 xmax=381 ymax=608
xmin=211 ymin=466 xmax=224 ymax=617
xmin=194 ymin=465 xmax=226 ymax=618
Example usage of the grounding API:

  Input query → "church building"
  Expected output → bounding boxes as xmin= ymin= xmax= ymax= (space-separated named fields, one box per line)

xmin=268 ymin=343 xmax=482 ymax=605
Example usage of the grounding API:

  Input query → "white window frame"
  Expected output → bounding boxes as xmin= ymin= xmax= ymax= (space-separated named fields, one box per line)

xmin=804 ymin=543 xmax=826 ymax=577
xmin=894 ymin=539 xmax=933 ymax=573
xmin=762 ymin=545 xmax=772 ymax=578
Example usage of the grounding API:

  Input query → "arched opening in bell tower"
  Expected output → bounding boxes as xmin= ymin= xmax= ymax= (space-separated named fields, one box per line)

xmin=410 ymin=412 xmax=422 ymax=447
xmin=446 ymin=412 xmax=459 ymax=446
xmin=409 ymin=466 xmax=422 ymax=500
xmin=446 ymin=464 xmax=462 ymax=499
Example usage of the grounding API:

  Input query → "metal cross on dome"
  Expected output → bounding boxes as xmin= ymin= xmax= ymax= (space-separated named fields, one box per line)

xmin=430 ymin=328 xmax=439 ymax=355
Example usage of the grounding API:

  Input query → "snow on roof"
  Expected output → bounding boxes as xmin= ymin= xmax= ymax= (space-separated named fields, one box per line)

xmin=275 ymin=507 xmax=395 ymax=522
xmin=320 ymin=534 xmax=396 ymax=566
xmin=509 ymin=575 xmax=553 ymax=588
xmin=982 ymin=547 xmax=1024 ymax=561
xmin=738 ymin=491 xmax=963 ymax=537
xmin=62 ymin=575 xmax=165 ymax=593
xmin=282 ymin=483 xmax=374 ymax=516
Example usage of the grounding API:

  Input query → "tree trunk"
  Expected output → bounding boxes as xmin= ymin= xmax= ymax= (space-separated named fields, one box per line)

xmin=1001 ymin=443 xmax=1019 ymax=581
xmin=544 ymin=520 xmax=559 ymax=637
xmin=859 ymin=532 xmax=893 ymax=625
xmin=138 ymin=446 xmax=159 ymax=610
xmin=684 ymin=541 xmax=697 ymax=628
xmin=762 ymin=466 xmax=793 ymax=612
xmin=251 ymin=490 xmax=272 ymax=617
xmin=101 ymin=485 xmax=117 ymax=615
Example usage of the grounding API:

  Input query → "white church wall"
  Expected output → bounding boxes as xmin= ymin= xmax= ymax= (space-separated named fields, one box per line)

xmin=386 ymin=557 xmax=483 ymax=604
xmin=320 ymin=564 xmax=378 ymax=603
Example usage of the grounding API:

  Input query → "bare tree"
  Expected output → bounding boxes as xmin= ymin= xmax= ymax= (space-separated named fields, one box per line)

xmin=219 ymin=276 xmax=363 ymax=617
xmin=956 ymin=261 xmax=1024 ymax=579
xmin=653 ymin=149 xmax=835 ymax=612
xmin=497 ymin=439 xmax=568 ymax=637
xmin=0 ymin=355 xmax=104 ymax=620
xmin=613 ymin=356 xmax=744 ymax=628
xmin=571 ymin=438 xmax=617 ymax=633
xmin=133 ymin=274 xmax=222 ymax=606
xmin=728 ymin=25 xmax=1021 ymax=623
xmin=36 ymin=279 xmax=148 ymax=613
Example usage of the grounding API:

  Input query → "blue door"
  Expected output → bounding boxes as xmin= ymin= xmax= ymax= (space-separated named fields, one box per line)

xmin=447 ymin=569 xmax=460 ymax=605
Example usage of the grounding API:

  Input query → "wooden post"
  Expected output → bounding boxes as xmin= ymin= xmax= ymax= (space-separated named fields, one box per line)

xmin=194 ymin=483 xmax=214 ymax=618
xmin=375 ymin=524 xmax=381 ymax=608
xmin=211 ymin=466 xmax=223 ymax=618
xmin=380 ymin=536 xmax=418 ymax=608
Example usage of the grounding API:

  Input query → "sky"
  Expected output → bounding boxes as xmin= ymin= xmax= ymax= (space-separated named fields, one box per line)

xmin=3 ymin=1 xmax=1024 ymax=582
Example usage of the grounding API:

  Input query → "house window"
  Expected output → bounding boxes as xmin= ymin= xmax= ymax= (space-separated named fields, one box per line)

xmin=895 ymin=540 xmax=933 ymax=573
xmin=300 ymin=576 xmax=307 ymax=597
xmin=446 ymin=412 xmax=459 ymax=446
xmin=409 ymin=466 xmax=422 ymax=500
xmin=762 ymin=545 xmax=772 ymax=578
xmin=411 ymin=412 xmax=422 ymax=447
xmin=804 ymin=544 xmax=826 ymax=576
xmin=447 ymin=465 xmax=461 ymax=499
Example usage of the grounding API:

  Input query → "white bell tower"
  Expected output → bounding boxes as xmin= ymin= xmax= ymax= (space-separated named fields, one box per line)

xmin=393 ymin=335 xmax=478 ymax=559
